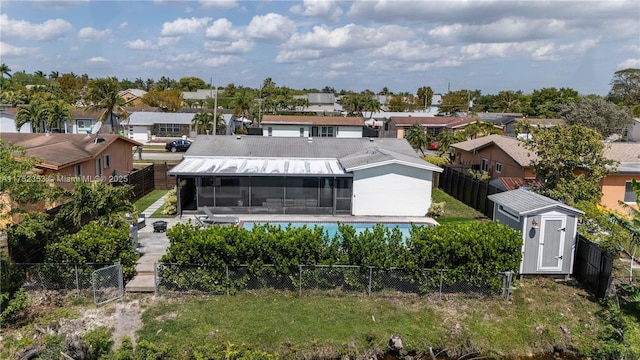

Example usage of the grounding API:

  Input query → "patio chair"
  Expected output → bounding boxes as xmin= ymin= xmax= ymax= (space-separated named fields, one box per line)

xmin=197 ymin=206 xmax=239 ymax=226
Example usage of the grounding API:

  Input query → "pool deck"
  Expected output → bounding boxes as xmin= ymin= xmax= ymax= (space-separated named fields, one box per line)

xmin=233 ymin=214 xmax=439 ymax=226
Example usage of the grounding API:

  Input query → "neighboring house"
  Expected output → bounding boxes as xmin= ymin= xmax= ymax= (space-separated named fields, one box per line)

xmin=626 ymin=118 xmax=640 ymax=142
xmin=124 ymin=112 xmax=196 ymax=141
xmin=0 ymin=107 xmax=104 ymax=134
xmin=168 ymin=136 xmax=442 ymax=217
xmin=501 ymin=117 xmax=565 ymax=138
xmin=0 ymin=133 xmax=141 ymax=189
xmin=387 ymin=116 xmax=479 ymax=139
xmin=118 ymin=89 xmax=147 ymax=106
xmin=601 ymin=142 xmax=640 ymax=213
xmin=261 ymin=115 xmax=365 ymax=138
xmin=452 ymin=135 xmax=640 ymax=214
xmin=0 ymin=107 xmax=32 ymax=133
xmin=450 ymin=135 xmax=536 ymax=179
xmin=182 ymin=89 xmax=219 ymax=108
xmin=293 ymin=93 xmax=340 ymax=114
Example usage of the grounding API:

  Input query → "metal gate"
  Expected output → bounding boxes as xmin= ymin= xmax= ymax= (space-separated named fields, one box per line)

xmin=92 ymin=263 xmax=124 ymax=305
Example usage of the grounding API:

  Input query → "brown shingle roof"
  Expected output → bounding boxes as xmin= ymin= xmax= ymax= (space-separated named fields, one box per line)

xmin=261 ymin=115 xmax=364 ymax=126
xmin=603 ymin=142 xmax=640 ymax=162
xmin=0 ymin=133 xmax=141 ymax=169
xmin=451 ymin=135 xmax=537 ymax=167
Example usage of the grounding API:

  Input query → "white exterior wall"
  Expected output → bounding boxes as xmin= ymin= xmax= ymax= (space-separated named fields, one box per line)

xmin=336 ymin=126 xmax=362 ymax=138
xmin=351 ymin=163 xmax=433 ymax=216
xmin=0 ymin=117 xmax=31 ymax=133
xmin=263 ymin=124 xmax=362 ymax=138
xmin=128 ymin=125 xmax=151 ymax=141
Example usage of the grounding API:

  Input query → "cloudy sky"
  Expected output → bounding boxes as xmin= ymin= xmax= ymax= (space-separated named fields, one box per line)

xmin=1 ymin=0 xmax=639 ymax=96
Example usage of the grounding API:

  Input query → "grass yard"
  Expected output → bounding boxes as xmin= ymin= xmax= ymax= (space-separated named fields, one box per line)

xmin=432 ymin=188 xmax=488 ymax=224
xmin=133 ymin=189 xmax=168 ymax=213
xmin=135 ymin=277 xmax=610 ymax=358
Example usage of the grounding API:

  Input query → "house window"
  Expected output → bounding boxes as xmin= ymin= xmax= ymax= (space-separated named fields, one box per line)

xmin=103 ymin=154 xmax=111 ymax=168
xmin=73 ymin=164 xmax=82 ymax=176
xmin=299 ymin=128 xmax=304 ymax=137
xmin=268 ymin=127 xmax=273 ymax=136
xmin=320 ymin=126 xmax=334 ymax=137
xmin=495 ymin=162 xmax=502 ymax=173
xmin=95 ymin=158 xmax=103 ymax=177
xmin=481 ymin=158 xmax=489 ymax=172
xmin=428 ymin=127 xmax=440 ymax=138
xmin=624 ymin=181 xmax=638 ymax=203
xmin=158 ymin=123 xmax=181 ymax=135
xmin=77 ymin=120 xmax=92 ymax=134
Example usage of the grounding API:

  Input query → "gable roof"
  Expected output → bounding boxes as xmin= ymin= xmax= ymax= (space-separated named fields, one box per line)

xmin=390 ymin=116 xmax=477 ymax=129
xmin=0 ymin=133 xmax=141 ymax=170
xmin=261 ymin=115 xmax=364 ymax=126
xmin=488 ymin=188 xmax=584 ymax=216
xmin=451 ymin=134 xmax=537 ymax=167
xmin=118 ymin=89 xmax=147 ymax=98
xmin=169 ymin=136 xmax=441 ymax=176
xmin=604 ymin=142 xmax=640 ymax=174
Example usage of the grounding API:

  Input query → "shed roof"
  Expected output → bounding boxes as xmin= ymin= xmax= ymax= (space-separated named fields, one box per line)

xmin=487 ymin=188 xmax=584 ymax=216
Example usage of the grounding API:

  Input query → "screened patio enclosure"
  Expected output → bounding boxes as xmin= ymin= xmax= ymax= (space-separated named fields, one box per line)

xmin=179 ymin=175 xmax=352 ymax=214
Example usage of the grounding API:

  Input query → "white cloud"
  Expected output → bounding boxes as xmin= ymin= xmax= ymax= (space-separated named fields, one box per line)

xmin=204 ymin=39 xmax=254 ymax=53
xmin=245 ymin=13 xmax=296 ymax=41
xmin=531 ymin=38 xmax=599 ymax=61
xmin=0 ymin=14 xmax=72 ymax=41
xmin=119 ymin=22 xmax=128 ymax=29
xmin=373 ymin=40 xmax=454 ymax=61
xmin=78 ymin=27 xmax=112 ymax=41
xmin=460 ymin=41 xmax=543 ymax=61
xmin=201 ymin=55 xmax=240 ymax=67
xmin=622 ymin=45 xmax=640 ymax=53
xmin=0 ymin=41 xmax=39 ymax=57
xmin=158 ymin=37 xmax=181 ymax=47
xmin=429 ymin=18 xmax=568 ymax=44
xmin=408 ymin=59 xmax=464 ymax=72
xmin=290 ymin=0 xmax=343 ymax=21
xmin=199 ymin=0 xmax=239 ymax=10
xmin=205 ymin=18 xmax=241 ymax=40
xmin=275 ymin=49 xmax=322 ymax=63
xmin=617 ymin=58 xmax=640 ymax=69
xmin=283 ymin=24 xmax=409 ymax=52
xmin=88 ymin=57 xmax=109 ymax=63
xmin=125 ymin=39 xmax=159 ymax=50
xmin=329 ymin=61 xmax=352 ymax=69
xmin=160 ymin=17 xmax=212 ymax=37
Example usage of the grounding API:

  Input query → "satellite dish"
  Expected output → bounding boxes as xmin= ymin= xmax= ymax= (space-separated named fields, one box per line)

xmin=91 ymin=121 xmax=103 ymax=135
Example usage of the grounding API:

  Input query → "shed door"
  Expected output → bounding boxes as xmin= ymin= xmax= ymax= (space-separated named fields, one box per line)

xmin=537 ymin=216 xmax=566 ymax=272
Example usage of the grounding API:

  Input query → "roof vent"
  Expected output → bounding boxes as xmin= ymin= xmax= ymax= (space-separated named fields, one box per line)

xmin=236 ymin=136 xmax=241 ymax=140
xmin=369 ymin=138 xmax=374 ymax=142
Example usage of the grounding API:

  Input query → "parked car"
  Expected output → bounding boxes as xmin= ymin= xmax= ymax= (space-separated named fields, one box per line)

xmin=429 ymin=141 xmax=438 ymax=150
xmin=165 ymin=139 xmax=192 ymax=152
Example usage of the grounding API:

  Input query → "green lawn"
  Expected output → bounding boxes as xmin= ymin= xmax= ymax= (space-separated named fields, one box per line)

xmin=432 ymin=188 xmax=488 ymax=224
xmin=133 ymin=189 xmax=168 ymax=213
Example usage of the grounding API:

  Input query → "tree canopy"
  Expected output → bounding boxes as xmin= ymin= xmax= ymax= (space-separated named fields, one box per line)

xmin=520 ymin=124 xmax=617 ymax=205
xmin=559 ymin=97 xmax=633 ymax=138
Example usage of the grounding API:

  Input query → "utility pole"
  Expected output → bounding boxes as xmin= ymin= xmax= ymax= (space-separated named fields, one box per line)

xmin=210 ymin=77 xmax=217 ymax=137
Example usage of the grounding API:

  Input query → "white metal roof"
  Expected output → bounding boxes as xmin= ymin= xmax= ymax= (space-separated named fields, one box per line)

xmin=169 ymin=157 xmax=346 ymax=176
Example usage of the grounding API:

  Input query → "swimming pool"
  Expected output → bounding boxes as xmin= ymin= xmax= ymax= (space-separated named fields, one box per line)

xmin=241 ymin=221 xmax=420 ymax=239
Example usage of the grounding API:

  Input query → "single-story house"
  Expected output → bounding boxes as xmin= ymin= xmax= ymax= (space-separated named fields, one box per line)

xmin=488 ymin=188 xmax=583 ymax=276
xmin=0 ymin=133 xmax=141 ymax=189
xmin=501 ymin=117 xmax=565 ymax=138
xmin=387 ymin=116 xmax=479 ymax=139
xmin=452 ymin=135 xmax=640 ymax=214
xmin=261 ymin=115 xmax=365 ymax=138
xmin=168 ymin=136 xmax=442 ymax=217
xmin=124 ymin=112 xmax=196 ymax=141
xmin=293 ymin=93 xmax=340 ymax=114
xmin=118 ymin=89 xmax=147 ymax=106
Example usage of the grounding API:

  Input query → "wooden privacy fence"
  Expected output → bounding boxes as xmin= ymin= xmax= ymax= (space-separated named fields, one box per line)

xmin=113 ymin=164 xmax=155 ymax=202
xmin=438 ymin=165 xmax=503 ymax=218
xmin=573 ymin=234 xmax=614 ymax=298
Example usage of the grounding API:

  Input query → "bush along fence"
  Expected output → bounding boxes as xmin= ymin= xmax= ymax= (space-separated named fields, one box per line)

xmin=155 ymin=263 xmax=515 ymax=300
xmin=159 ymin=221 xmax=523 ymax=300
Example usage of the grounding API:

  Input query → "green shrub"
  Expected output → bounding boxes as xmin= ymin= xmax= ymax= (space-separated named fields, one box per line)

xmin=423 ymin=155 xmax=449 ymax=167
xmin=161 ymin=187 xmax=177 ymax=215
xmin=84 ymin=327 xmax=113 ymax=359
xmin=427 ymin=202 xmax=445 ymax=217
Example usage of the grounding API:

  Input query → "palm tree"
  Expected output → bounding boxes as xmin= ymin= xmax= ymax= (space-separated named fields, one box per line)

xmin=405 ymin=123 xmax=429 ymax=156
xmin=192 ymin=112 xmax=213 ymax=134
xmin=85 ymin=77 xmax=129 ymax=133
xmin=230 ymin=88 xmax=254 ymax=118
xmin=436 ymin=130 xmax=456 ymax=157
xmin=0 ymin=63 xmax=12 ymax=79
xmin=15 ymin=101 xmax=47 ymax=132
xmin=45 ymin=99 xmax=74 ymax=132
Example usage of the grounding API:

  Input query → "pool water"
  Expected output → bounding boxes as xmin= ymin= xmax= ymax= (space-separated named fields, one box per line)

xmin=241 ymin=222 xmax=417 ymax=239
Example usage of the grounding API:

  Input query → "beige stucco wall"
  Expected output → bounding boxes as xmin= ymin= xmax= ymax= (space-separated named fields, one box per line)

xmin=600 ymin=173 xmax=639 ymax=215
xmin=453 ymin=147 xmax=535 ymax=179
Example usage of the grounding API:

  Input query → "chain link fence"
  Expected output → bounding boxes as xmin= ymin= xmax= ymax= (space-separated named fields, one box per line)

xmin=92 ymin=263 xmax=124 ymax=305
xmin=0 ymin=262 xmax=116 ymax=298
xmin=156 ymin=263 xmax=514 ymax=301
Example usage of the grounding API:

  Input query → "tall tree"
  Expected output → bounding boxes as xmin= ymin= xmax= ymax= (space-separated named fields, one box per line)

xmin=45 ymin=99 xmax=74 ymax=132
xmin=417 ymin=86 xmax=434 ymax=109
xmin=493 ymin=90 xmax=523 ymax=113
xmin=230 ymin=88 xmax=254 ymax=118
xmin=607 ymin=68 xmax=640 ymax=107
xmin=439 ymin=89 xmax=480 ymax=114
xmin=141 ymin=89 xmax=183 ymax=112
xmin=523 ymin=87 xmax=578 ymax=118
xmin=177 ymin=77 xmax=207 ymax=91
xmin=85 ymin=77 xmax=129 ymax=133
xmin=520 ymin=124 xmax=617 ymax=205
xmin=559 ymin=97 xmax=633 ymax=138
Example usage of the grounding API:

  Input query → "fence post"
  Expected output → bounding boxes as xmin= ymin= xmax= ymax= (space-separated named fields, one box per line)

xmin=226 ymin=264 xmax=229 ymax=296
xmin=503 ymin=271 xmax=513 ymax=302
xmin=75 ymin=264 xmax=80 ymax=297
xmin=439 ymin=269 xmax=445 ymax=301
xmin=154 ymin=263 xmax=158 ymax=296
xmin=299 ymin=265 xmax=302 ymax=297
xmin=368 ymin=267 xmax=373 ymax=297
